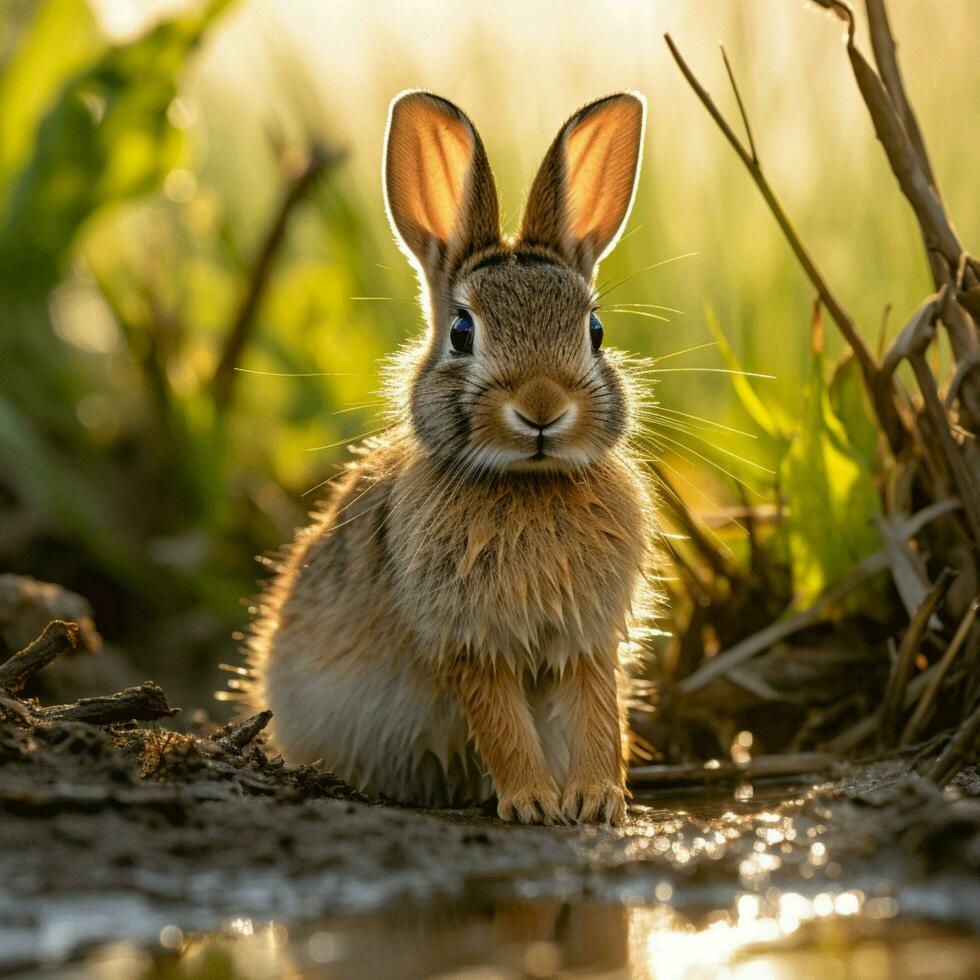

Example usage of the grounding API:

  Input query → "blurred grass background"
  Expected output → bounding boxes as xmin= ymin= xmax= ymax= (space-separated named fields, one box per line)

xmin=0 ymin=0 xmax=976 ymax=707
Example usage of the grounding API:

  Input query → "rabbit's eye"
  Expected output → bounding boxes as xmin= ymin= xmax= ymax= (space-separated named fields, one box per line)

xmin=589 ymin=312 xmax=604 ymax=351
xmin=450 ymin=311 xmax=474 ymax=354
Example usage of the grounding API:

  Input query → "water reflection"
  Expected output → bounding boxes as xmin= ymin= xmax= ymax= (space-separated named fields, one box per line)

xmin=65 ymin=898 xmax=979 ymax=980
xmin=20 ymin=784 xmax=980 ymax=978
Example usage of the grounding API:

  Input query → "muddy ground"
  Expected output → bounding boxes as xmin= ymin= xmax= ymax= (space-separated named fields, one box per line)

xmin=2 ymin=621 xmax=979 ymax=974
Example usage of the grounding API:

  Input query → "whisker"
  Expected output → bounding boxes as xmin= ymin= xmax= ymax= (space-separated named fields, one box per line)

xmin=607 ymin=303 xmax=685 ymax=314
xmin=234 ymin=368 xmax=363 ymax=378
xmin=638 ymin=430 xmax=767 ymax=499
xmin=594 ymin=251 xmax=698 ymax=301
xmin=603 ymin=309 xmax=671 ymax=322
xmin=304 ymin=425 xmax=389 ymax=452
xmin=638 ymin=366 xmax=776 ymax=379
xmin=639 ymin=418 xmax=772 ymax=473
xmin=640 ymin=405 xmax=758 ymax=439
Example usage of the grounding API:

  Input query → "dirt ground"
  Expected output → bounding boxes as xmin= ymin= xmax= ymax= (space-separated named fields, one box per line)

xmin=2 ymin=652 xmax=979 ymax=972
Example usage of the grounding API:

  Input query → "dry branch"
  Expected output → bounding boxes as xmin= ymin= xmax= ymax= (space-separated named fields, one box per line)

xmin=909 ymin=354 xmax=980 ymax=546
xmin=0 ymin=620 xmax=78 ymax=693
xmin=674 ymin=499 xmax=959 ymax=697
xmin=877 ymin=569 xmax=953 ymax=749
xmin=215 ymin=709 xmax=272 ymax=752
xmin=864 ymin=0 xmax=937 ymax=189
xmin=927 ymin=703 xmax=980 ymax=787
xmin=674 ymin=550 xmax=886 ymax=696
xmin=213 ymin=142 xmax=342 ymax=412
xmin=663 ymin=32 xmax=905 ymax=453
xmin=901 ymin=599 xmax=979 ymax=747
xmin=34 ymin=682 xmax=180 ymax=725
xmin=629 ymin=752 xmax=839 ymax=787
xmin=813 ymin=0 xmax=980 ymax=425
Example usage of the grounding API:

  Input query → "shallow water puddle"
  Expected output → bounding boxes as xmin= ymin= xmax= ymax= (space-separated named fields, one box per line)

xmin=49 ymin=902 xmax=980 ymax=979
xmin=11 ymin=779 xmax=980 ymax=978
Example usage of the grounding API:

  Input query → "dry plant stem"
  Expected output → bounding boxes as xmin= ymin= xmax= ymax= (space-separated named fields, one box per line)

xmin=815 ymin=1 xmax=961 ymax=269
xmin=629 ymin=752 xmax=838 ymax=787
xmin=910 ymin=354 xmax=980 ymax=547
xmin=675 ymin=551 xmax=886 ymax=695
xmin=816 ymin=0 xmax=980 ymax=423
xmin=213 ymin=144 xmax=340 ymax=413
xmin=927 ymin=702 xmax=980 ymax=787
xmin=663 ymin=33 xmax=904 ymax=454
xmin=900 ymin=599 xmax=979 ymax=748
xmin=215 ymin=709 xmax=272 ymax=751
xmin=650 ymin=463 xmax=735 ymax=581
xmin=34 ymin=682 xmax=180 ymax=725
xmin=878 ymin=291 xmax=939 ymax=386
xmin=828 ymin=661 xmax=936 ymax=753
xmin=675 ymin=499 xmax=961 ymax=696
xmin=864 ymin=0 xmax=937 ymax=189
xmin=0 ymin=620 xmax=78 ymax=693
xmin=877 ymin=568 xmax=954 ymax=750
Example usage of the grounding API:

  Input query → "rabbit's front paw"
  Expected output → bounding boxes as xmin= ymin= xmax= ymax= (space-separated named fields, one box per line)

xmin=496 ymin=782 xmax=563 ymax=825
xmin=561 ymin=780 xmax=626 ymax=826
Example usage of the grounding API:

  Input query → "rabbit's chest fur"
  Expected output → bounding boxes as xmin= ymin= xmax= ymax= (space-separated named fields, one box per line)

xmin=385 ymin=453 xmax=650 ymax=670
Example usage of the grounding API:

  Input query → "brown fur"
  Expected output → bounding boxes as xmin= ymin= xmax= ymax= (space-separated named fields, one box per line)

xmin=245 ymin=90 xmax=658 ymax=824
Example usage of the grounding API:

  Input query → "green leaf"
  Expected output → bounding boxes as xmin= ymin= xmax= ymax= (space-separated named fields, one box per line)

xmin=780 ymin=335 xmax=882 ymax=605
xmin=828 ymin=350 xmax=879 ymax=469
xmin=0 ymin=0 xmax=233 ymax=293
xmin=703 ymin=303 xmax=789 ymax=447
xmin=0 ymin=0 xmax=103 ymax=209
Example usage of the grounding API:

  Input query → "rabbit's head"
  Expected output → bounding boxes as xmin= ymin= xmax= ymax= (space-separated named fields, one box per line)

xmin=383 ymin=91 xmax=646 ymax=474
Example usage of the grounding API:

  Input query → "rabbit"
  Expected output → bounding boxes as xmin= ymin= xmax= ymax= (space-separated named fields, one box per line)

xmin=245 ymin=90 xmax=660 ymax=825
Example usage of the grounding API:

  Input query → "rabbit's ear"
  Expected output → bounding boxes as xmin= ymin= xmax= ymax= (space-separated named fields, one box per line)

xmin=520 ymin=93 xmax=645 ymax=279
xmin=384 ymin=91 xmax=500 ymax=279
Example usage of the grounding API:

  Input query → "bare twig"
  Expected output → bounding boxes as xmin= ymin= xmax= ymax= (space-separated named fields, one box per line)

xmin=35 ymin=682 xmax=180 ymax=725
xmin=878 ymin=291 xmax=940 ymax=385
xmin=650 ymin=463 xmax=736 ymax=581
xmin=663 ymin=33 xmax=904 ymax=453
xmin=864 ymin=0 xmax=937 ymax=190
xmin=0 ymin=621 xmax=78 ymax=693
xmin=629 ymin=752 xmax=839 ymax=787
xmin=676 ymin=551 xmax=887 ymax=695
xmin=215 ymin=709 xmax=272 ymax=752
xmin=828 ymin=661 xmax=934 ymax=753
xmin=674 ymin=499 xmax=960 ymax=696
xmin=878 ymin=569 xmax=954 ymax=749
xmin=213 ymin=143 xmax=342 ymax=413
xmin=901 ymin=598 xmax=979 ymax=747
xmin=926 ymin=702 xmax=980 ymax=787
xmin=719 ymin=43 xmax=757 ymax=165
xmin=813 ymin=0 xmax=961 ymax=269
xmin=872 ymin=512 xmax=941 ymax=625
xmin=910 ymin=355 xmax=980 ymax=547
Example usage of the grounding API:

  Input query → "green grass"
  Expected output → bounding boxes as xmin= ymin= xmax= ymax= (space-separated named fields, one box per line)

xmin=0 ymin=0 xmax=976 ymax=667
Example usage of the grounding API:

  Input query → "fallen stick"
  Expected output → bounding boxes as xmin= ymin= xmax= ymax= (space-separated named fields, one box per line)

xmin=828 ymin=664 xmax=945 ymax=753
xmin=629 ymin=752 xmax=839 ymax=787
xmin=927 ymin=703 xmax=980 ymax=787
xmin=215 ymin=710 xmax=272 ymax=752
xmin=878 ymin=569 xmax=953 ymax=749
xmin=34 ymin=682 xmax=179 ymax=725
xmin=900 ymin=598 xmax=979 ymax=748
xmin=674 ymin=500 xmax=961 ymax=696
xmin=0 ymin=620 xmax=78 ymax=693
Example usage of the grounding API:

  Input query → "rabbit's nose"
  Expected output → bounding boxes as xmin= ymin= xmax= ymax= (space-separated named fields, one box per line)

xmin=505 ymin=403 xmax=577 ymax=437
xmin=507 ymin=377 xmax=577 ymax=437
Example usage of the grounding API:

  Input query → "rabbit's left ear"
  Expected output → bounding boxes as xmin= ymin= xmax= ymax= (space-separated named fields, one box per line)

xmin=520 ymin=93 xmax=646 ymax=279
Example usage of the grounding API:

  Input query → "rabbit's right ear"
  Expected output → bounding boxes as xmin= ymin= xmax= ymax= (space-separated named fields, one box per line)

xmin=384 ymin=91 xmax=500 ymax=281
